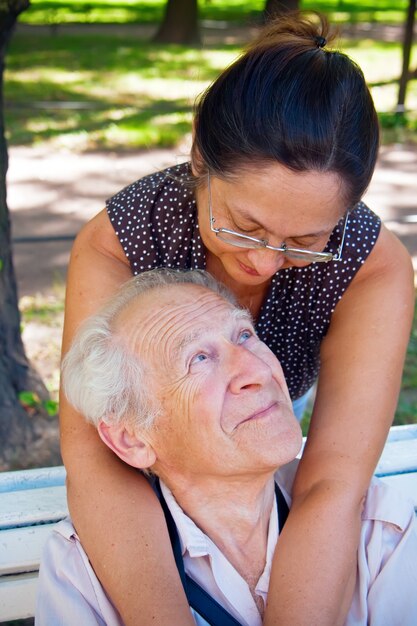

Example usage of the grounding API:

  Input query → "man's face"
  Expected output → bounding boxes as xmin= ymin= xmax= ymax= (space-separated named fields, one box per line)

xmin=116 ymin=284 xmax=302 ymax=482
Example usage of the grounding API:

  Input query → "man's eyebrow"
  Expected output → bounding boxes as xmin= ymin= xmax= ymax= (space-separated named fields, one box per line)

xmin=232 ymin=307 xmax=254 ymax=326
xmin=173 ymin=307 xmax=254 ymax=358
xmin=173 ymin=329 xmax=204 ymax=358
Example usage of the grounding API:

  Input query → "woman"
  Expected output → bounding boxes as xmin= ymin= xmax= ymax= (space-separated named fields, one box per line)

xmin=60 ymin=13 xmax=414 ymax=626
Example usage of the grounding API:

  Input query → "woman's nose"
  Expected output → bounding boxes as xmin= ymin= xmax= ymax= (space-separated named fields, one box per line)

xmin=227 ymin=345 xmax=272 ymax=395
xmin=246 ymin=248 xmax=286 ymax=276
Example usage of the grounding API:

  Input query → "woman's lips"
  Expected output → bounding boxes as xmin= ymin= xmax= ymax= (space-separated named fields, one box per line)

xmin=238 ymin=260 xmax=260 ymax=276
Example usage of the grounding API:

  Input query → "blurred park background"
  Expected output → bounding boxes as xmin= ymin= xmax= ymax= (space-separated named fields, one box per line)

xmin=7 ymin=0 xmax=417 ymax=150
xmin=1 ymin=0 xmax=417 ymax=469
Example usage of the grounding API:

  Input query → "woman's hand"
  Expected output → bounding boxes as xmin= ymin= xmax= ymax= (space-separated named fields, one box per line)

xmin=264 ymin=225 xmax=415 ymax=626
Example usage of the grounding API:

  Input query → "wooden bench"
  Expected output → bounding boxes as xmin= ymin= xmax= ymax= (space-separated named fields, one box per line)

xmin=1 ymin=424 xmax=416 ymax=622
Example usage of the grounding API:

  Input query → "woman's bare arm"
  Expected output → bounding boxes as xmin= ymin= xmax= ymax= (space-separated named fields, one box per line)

xmin=264 ymin=225 xmax=415 ymax=626
xmin=60 ymin=209 xmax=194 ymax=625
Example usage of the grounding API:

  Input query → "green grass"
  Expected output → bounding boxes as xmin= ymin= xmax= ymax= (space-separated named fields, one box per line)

xmin=341 ymin=39 xmax=417 ymax=140
xmin=4 ymin=29 xmax=417 ymax=151
xmin=5 ymin=33 xmax=241 ymax=149
xmin=5 ymin=0 xmax=417 ymax=150
xmin=20 ymin=291 xmax=65 ymax=323
xmin=395 ymin=298 xmax=417 ymax=425
xmin=20 ymin=288 xmax=65 ymax=404
xmin=19 ymin=0 xmax=412 ymax=27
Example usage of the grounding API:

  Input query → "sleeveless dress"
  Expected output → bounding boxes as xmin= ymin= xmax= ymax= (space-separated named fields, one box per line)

xmin=106 ymin=162 xmax=381 ymax=401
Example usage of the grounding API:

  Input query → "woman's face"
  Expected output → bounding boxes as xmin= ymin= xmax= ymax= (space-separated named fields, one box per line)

xmin=196 ymin=162 xmax=348 ymax=287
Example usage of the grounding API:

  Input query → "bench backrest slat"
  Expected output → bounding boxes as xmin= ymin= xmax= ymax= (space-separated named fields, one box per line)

xmin=384 ymin=424 xmax=417 ymax=442
xmin=0 ymin=524 xmax=58 ymax=576
xmin=0 ymin=572 xmax=38 ymax=622
xmin=375 ymin=438 xmax=417 ymax=476
xmin=0 ymin=466 xmax=66 ymax=493
xmin=0 ymin=485 xmax=68 ymax=530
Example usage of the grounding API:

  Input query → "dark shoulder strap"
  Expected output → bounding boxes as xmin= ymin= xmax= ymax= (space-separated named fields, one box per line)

xmin=275 ymin=481 xmax=289 ymax=533
xmin=184 ymin=574 xmax=243 ymax=626
xmin=155 ymin=479 xmax=242 ymax=625
xmin=154 ymin=478 xmax=187 ymax=589
xmin=156 ymin=479 xmax=289 ymax=626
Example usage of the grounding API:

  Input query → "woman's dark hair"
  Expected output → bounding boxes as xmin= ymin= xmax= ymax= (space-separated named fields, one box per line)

xmin=192 ymin=12 xmax=379 ymax=206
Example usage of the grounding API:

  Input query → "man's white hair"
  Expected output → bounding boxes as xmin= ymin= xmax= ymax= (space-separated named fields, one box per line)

xmin=62 ymin=268 xmax=238 ymax=431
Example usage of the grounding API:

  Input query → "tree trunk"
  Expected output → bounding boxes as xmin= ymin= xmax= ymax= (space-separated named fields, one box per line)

xmin=264 ymin=0 xmax=299 ymax=22
xmin=397 ymin=0 xmax=416 ymax=111
xmin=154 ymin=0 xmax=200 ymax=45
xmin=0 ymin=1 xmax=61 ymax=470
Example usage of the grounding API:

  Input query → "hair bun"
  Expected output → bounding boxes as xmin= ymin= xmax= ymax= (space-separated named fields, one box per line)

xmin=314 ymin=35 xmax=327 ymax=48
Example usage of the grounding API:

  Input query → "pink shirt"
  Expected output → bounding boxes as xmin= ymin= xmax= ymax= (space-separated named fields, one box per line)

xmin=36 ymin=462 xmax=417 ymax=626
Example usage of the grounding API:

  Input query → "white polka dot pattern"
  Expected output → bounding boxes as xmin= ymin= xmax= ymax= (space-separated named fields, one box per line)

xmin=107 ymin=162 xmax=381 ymax=400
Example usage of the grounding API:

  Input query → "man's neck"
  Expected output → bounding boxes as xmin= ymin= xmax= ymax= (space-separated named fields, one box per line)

xmin=159 ymin=471 xmax=276 ymax=598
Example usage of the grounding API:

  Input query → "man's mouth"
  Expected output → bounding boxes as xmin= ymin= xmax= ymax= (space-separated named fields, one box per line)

xmin=239 ymin=401 xmax=279 ymax=425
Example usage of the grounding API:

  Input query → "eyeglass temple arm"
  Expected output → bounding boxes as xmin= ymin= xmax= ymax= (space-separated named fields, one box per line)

xmin=333 ymin=212 xmax=349 ymax=261
xmin=207 ymin=173 xmax=216 ymax=227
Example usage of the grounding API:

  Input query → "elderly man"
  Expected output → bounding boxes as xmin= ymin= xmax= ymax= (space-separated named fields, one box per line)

xmin=36 ymin=269 xmax=417 ymax=626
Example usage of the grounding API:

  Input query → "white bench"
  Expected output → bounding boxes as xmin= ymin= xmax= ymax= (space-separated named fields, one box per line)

xmin=1 ymin=424 xmax=416 ymax=622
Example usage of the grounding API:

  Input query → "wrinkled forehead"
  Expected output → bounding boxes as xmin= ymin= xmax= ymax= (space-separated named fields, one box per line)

xmin=114 ymin=283 xmax=250 ymax=360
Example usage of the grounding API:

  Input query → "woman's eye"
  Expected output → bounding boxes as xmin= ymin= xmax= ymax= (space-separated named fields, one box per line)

xmin=238 ymin=330 xmax=253 ymax=344
xmin=288 ymin=239 xmax=315 ymax=249
xmin=288 ymin=235 xmax=325 ymax=249
xmin=234 ymin=224 xmax=257 ymax=235
xmin=233 ymin=222 xmax=262 ymax=236
xmin=227 ymin=213 xmax=260 ymax=235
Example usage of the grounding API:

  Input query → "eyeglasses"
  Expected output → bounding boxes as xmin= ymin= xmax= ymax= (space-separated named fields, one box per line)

xmin=207 ymin=174 xmax=348 ymax=263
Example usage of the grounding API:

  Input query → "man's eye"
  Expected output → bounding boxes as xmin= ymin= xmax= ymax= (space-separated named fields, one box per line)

xmin=190 ymin=353 xmax=208 ymax=365
xmin=238 ymin=330 xmax=253 ymax=344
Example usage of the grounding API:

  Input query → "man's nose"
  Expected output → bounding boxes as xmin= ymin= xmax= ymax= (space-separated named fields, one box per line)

xmin=246 ymin=248 xmax=286 ymax=276
xmin=227 ymin=345 xmax=272 ymax=395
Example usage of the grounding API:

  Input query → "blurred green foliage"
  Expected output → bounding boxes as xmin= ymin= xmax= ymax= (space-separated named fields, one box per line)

xmin=5 ymin=0 xmax=415 ymax=150
xmin=18 ymin=390 xmax=58 ymax=416
xmin=5 ymin=33 xmax=241 ymax=149
xmin=396 ymin=299 xmax=417 ymax=425
xmin=19 ymin=0 xmax=411 ymax=26
xmin=4 ymin=29 xmax=417 ymax=150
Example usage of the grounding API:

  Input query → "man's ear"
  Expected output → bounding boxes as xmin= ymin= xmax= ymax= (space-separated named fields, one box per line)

xmin=98 ymin=420 xmax=156 ymax=470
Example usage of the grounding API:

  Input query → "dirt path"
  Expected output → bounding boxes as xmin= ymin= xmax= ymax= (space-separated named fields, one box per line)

xmin=16 ymin=20 xmax=407 ymax=44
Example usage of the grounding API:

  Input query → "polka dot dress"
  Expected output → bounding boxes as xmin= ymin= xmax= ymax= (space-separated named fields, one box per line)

xmin=107 ymin=162 xmax=381 ymax=400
